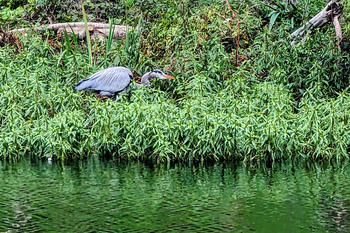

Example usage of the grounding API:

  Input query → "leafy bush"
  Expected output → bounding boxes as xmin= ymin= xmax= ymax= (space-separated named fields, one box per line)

xmin=0 ymin=0 xmax=349 ymax=162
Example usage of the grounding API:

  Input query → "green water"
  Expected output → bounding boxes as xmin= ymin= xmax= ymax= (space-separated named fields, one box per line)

xmin=1 ymin=159 xmax=350 ymax=233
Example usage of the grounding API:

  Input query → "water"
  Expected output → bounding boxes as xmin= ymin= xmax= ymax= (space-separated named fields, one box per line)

xmin=1 ymin=159 xmax=350 ymax=233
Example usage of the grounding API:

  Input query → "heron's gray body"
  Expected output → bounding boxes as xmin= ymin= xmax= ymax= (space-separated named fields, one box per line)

xmin=75 ymin=67 xmax=174 ymax=98
xmin=75 ymin=66 xmax=133 ymax=96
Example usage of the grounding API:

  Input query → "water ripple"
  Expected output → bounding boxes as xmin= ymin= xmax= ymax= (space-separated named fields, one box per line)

xmin=1 ymin=160 xmax=350 ymax=232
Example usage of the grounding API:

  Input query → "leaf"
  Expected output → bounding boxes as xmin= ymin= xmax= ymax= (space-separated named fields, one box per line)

xmin=269 ymin=11 xmax=280 ymax=30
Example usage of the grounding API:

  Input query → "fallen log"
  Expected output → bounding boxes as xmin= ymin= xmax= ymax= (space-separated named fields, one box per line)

xmin=290 ymin=0 xmax=343 ymax=46
xmin=10 ymin=22 xmax=127 ymax=40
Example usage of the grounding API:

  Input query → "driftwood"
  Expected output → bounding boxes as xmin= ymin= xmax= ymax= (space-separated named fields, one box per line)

xmin=10 ymin=22 xmax=127 ymax=40
xmin=291 ymin=0 xmax=343 ymax=46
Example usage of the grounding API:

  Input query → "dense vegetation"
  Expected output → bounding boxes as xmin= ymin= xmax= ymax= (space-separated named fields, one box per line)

xmin=0 ymin=0 xmax=349 ymax=162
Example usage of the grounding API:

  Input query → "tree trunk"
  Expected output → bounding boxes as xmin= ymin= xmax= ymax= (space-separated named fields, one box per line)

xmin=10 ymin=22 xmax=127 ymax=40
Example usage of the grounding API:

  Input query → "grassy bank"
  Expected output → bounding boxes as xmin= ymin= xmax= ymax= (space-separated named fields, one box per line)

xmin=0 ymin=0 xmax=349 ymax=162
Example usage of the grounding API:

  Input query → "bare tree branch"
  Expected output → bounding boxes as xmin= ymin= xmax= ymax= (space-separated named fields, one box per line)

xmin=332 ymin=15 xmax=343 ymax=41
xmin=291 ymin=0 xmax=343 ymax=46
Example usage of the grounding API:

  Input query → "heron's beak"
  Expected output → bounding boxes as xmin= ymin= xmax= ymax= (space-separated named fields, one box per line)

xmin=164 ymin=74 xmax=175 ymax=80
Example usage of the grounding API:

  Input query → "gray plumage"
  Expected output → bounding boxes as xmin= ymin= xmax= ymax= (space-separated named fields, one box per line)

xmin=75 ymin=67 xmax=132 ymax=95
xmin=75 ymin=66 xmax=174 ymax=97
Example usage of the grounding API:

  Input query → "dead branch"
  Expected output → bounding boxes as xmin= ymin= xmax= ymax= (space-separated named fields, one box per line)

xmin=332 ymin=15 xmax=342 ymax=41
xmin=10 ymin=22 xmax=127 ymax=40
xmin=291 ymin=0 xmax=343 ymax=46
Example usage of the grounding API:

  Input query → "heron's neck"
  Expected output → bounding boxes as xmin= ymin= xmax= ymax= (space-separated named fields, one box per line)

xmin=141 ymin=72 xmax=152 ymax=85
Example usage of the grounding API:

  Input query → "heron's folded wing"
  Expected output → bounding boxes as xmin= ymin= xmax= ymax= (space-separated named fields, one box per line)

xmin=95 ymin=70 xmax=131 ymax=93
xmin=76 ymin=67 xmax=131 ymax=93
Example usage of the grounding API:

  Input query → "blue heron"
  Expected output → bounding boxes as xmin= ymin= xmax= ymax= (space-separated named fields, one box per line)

xmin=75 ymin=66 xmax=174 ymax=97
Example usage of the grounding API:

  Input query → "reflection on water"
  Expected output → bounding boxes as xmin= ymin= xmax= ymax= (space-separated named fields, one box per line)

xmin=0 ymin=159 xmax=350 ymax=232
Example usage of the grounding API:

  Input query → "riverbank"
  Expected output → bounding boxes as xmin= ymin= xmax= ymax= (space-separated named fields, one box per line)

xmin=0 ymin=0 xmax=349 ymax=162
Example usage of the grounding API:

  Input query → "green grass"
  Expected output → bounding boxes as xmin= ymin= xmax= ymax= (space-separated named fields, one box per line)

xmin=0 ymin=0 xmax=349 ymax=162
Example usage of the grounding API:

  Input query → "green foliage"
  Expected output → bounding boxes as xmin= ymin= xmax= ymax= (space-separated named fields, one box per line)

xmin=344 ymin=0 xmax=350 ymax=35
xmin=252 ymin=32 xmax=350 ymax=100
xmin=81 ymin=1 xmax=93 ymax=67
xmin=0 ymin=4 xmax=24 ymax=26
xmin=0 ymin=0 xmax=349 ymax=162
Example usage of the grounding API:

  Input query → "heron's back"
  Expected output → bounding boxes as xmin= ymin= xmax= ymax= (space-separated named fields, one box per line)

xmin=75 ymin=67 xmax=133 ymax=93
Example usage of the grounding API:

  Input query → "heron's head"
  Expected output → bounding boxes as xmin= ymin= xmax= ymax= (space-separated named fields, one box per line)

xmin=150 ymin=70 xmax=175 ymax=80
